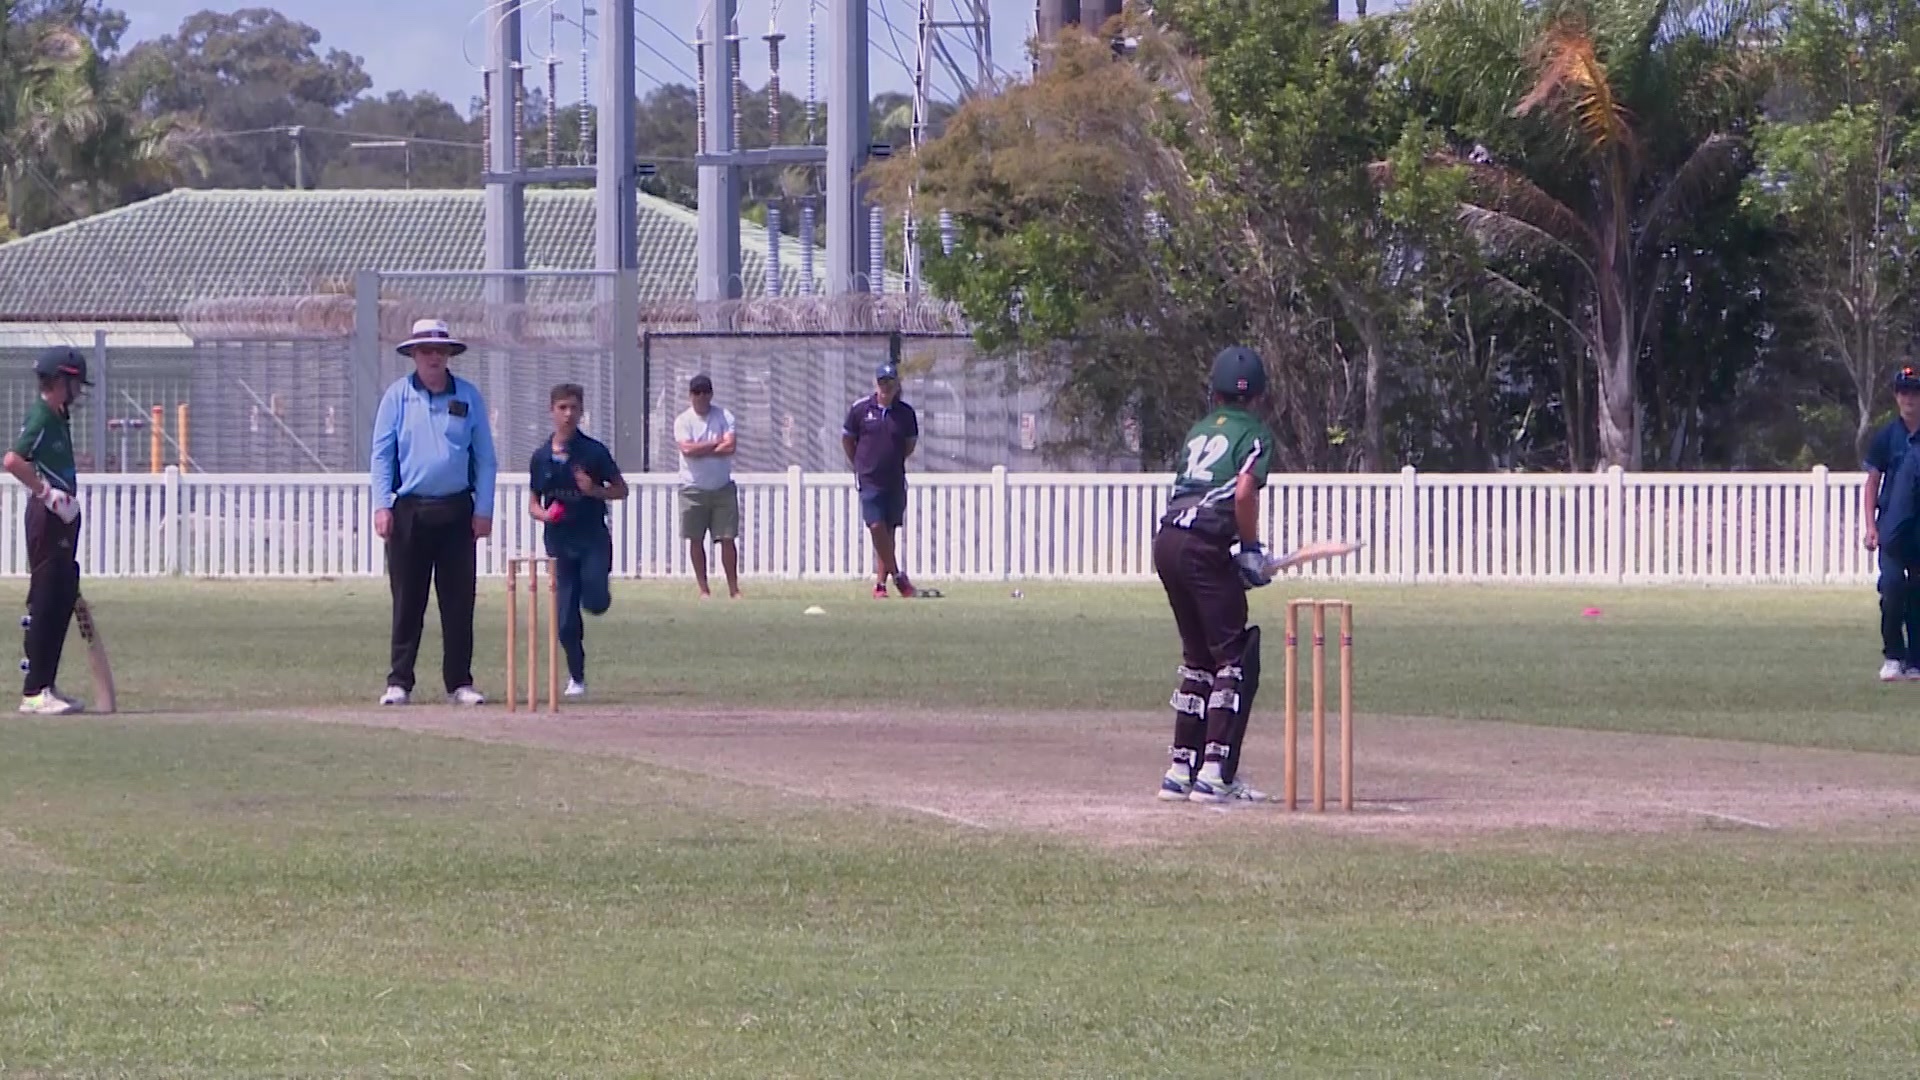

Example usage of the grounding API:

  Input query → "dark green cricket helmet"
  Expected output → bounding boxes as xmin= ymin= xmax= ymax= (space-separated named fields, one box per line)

xmin=33 ymin=346 xmax=91 ymax=386
xmin=1209 ymin=345 xmax=1267 ymax=397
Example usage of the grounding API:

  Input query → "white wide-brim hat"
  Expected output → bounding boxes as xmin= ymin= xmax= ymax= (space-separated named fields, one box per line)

xmin=397 ymin=318 xmax=468 ymax=357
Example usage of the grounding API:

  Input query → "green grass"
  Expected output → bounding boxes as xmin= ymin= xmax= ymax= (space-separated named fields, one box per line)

xmin=86 ymin=578 xmax=1920 ymax=753
xmin=4 ymin=581 xmax=1920 ymax=1076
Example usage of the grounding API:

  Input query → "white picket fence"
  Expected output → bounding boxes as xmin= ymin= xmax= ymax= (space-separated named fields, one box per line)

xmin=0 ymin=465 xmax=1885 ymax=584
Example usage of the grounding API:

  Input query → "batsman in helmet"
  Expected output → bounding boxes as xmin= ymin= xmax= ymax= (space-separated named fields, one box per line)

xmin=1153 ymin=346 xmax=1280 ymax=803
xmin=3 ymin=346 xmax=92 ymax=714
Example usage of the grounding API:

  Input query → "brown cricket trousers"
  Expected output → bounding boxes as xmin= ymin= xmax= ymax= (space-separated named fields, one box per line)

xmin=1152 ymin=524 xmax=1256 ymax=781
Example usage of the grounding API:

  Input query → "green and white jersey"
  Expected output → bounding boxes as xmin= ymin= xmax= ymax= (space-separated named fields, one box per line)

xmin=12 ymin=397 xmax=76 ymax=495
xmin=1160 ymin=405 xmax=1274 ymax=541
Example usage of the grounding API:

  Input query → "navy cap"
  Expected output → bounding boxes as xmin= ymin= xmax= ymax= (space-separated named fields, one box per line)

xmin=689 ymin=373 xmax=714 ymax=393
xmin=1896 ymin=365 xmax=1920 ymax=391
xmin=875 ymin=363 xmax=899 ymax=382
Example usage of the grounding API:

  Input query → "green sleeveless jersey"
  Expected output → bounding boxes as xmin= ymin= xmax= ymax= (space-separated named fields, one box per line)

xmin=1160 ymin=405 xmax=1275 ymax=541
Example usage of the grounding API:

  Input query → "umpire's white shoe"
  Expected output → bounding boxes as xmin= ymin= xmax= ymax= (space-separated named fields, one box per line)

xmin=1881 ymin=659 xmax=1906 ymax=682
xmin=380 ymin=685 xmax=409 ymax=706
xmin=448 ymin=685 xmax=486 ymax=706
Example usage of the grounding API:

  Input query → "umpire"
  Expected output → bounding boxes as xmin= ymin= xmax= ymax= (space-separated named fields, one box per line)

xmin=1153 ymin=346 xmax=1281 ymax=804
xmin=370 ymin=318 xmax=498 ymax=706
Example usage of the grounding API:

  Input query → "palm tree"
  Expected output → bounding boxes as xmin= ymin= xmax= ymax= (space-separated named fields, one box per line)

xmin=1392 ymin=0 xmax=1773 ymax=469
xmin=1 ymin=3 xmax=200 ymax=236
xmin=1 ymin=9 xmax=98 ymax=229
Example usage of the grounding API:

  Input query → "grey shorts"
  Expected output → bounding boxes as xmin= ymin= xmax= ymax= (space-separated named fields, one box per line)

xmin=679 ymin=483 xmax=740 ymax=541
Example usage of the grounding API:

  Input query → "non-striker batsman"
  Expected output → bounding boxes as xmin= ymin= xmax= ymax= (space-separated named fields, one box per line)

xmin=1153 ymin=345 xmax=1279 ymax=804
xmin=4 ymin=347 xmax=91 ymax=715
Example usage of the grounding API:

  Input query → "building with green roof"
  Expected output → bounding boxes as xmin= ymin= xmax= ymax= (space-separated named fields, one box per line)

xmin=0 ymin=187 xmax=831 ymax=345
xmin=0 ymin=187 xmax=863 ymax=471
xmin=0 ymin=187 xmax=1096 ymax=477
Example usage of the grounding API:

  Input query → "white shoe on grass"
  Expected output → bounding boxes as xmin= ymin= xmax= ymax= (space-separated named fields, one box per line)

xmin=18 ymin=688 xmax=81 ymax=715
xmin=1157 ymin=768 xmax=1195 ymax=802
xmin=1189 ymin=771 xmax=1271 ymax=804
xmin=564 ymin=678 xmax=587 ymax=699
xmin=448 ymin=686 xmax=486 ymax=706
xmin=1880 ymin=659 xmax=1906 ymax=682
xmin=380 ymin=685 xmax=409 ymax=706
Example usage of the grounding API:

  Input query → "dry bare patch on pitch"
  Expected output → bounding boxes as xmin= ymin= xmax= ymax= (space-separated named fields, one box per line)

xmin=291 ymin=705 xmax=1920 ymax=846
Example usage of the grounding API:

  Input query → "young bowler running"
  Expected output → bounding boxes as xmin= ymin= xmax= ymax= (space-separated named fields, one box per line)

xmin=1152 ymin=346 xmax=1282 ymax=804
xmin=526 ymin=383 xmax=628 ymax=698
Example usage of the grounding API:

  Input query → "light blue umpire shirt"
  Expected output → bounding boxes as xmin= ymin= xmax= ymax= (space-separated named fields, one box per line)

xmin=370 ymin=371 xmax=499 ymax=519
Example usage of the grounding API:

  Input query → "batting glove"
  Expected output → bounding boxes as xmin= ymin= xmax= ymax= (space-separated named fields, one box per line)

xmin=37 ymin=485 xmax=78 ymax=524
xmin=1235 ymin=540 xmax=1273 ymax=589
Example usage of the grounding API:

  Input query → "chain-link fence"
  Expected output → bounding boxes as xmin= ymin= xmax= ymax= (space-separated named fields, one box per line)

xmin=1 ymin=271 xmax=1137 ymax=476
xmin=0 ymin=338 xmax=194 ymax=473
xmin=641 ymin=332 xmax=1122 ymax=474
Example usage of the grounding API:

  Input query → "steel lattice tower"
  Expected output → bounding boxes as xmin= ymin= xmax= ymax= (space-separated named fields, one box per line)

xmin=904 ymin=0 xmax=992 ymax=293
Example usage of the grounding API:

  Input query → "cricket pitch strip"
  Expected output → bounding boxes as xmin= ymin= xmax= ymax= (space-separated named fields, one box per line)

xmin=253 ymin=704 xmax=1920 ymax=848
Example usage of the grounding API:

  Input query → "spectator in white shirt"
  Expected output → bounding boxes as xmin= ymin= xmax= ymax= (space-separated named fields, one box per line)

xmin=674 ymin=374 xmax=741 ymax=598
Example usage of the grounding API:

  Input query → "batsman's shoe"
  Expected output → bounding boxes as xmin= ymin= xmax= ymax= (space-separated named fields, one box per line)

xmin=1882 ymin=659 xmax=1906 ymax=682
xmin=1189 ymin=775 xmax=1272 ymax=804
xmin=1157 ymin=768 xmax=1196 ymax=802
xmin=565 ymin=678 xmax=588 ymax=699
xmin=380 ymin=685 xmax=409 ymax=706
xmin=448 ymin=685 xmax=486 ymax=706
xmin=893 ymin=573 xmax=918 ymax=598
xmin=871 ymin=582 xmax=888 ymax=600
xmin=18 ymin=688 xmax=81 ymax=715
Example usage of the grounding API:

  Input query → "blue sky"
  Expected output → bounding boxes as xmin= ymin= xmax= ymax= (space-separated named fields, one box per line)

xmin=115 ymin=1 xmax=1040 ymax=112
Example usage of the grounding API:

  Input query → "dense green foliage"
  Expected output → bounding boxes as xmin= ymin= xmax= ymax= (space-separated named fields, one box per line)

xmin=7 ymin=1 xmax=1919 ymax=471
xmin=876 ymin=0 xmax=1920 ymax=473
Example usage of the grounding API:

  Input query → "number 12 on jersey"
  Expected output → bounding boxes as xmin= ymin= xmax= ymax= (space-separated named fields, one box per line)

xmin=1182 ymin=434 xmax=1228 ymax=480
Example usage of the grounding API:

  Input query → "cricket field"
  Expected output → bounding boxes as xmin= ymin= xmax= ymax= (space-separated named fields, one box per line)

xmin=3 ymin=580 xmax=1918 ymax=1077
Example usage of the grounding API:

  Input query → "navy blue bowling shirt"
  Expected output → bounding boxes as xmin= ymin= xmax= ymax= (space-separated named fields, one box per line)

xmin=529 ymin=432 xmax=622 ymax=555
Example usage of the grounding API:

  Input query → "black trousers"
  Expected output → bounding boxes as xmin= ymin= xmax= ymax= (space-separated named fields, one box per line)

xmin=386 ymin=494 xmax=477 ymax=694
xmin=1879 ymin=546 xmax=1920 ymax=663
xmin=1154 ymin=525 xmax=1250 ymax=673
xmin=1153 ymin=524 xmax=1256 ymax=780
xmin=21 ymin=500 xmax=80 ymax=696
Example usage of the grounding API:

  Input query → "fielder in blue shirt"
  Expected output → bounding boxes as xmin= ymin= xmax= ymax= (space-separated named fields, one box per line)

xmin=527 ymin=382 xmax=627 ymax=697
xmin=370 ymin=318 xmax=498 ymax=706
xmin=1863 ymin=364 xmax=1920 ymax=681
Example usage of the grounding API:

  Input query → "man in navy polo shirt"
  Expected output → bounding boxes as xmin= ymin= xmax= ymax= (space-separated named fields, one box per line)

xmin=1864 ymin=364 xmax=1920 ymax=681
xmin=527 ymin=382 xmax=628 ymax=697
xmin=842 ymin=362 xmax=920 ymax=598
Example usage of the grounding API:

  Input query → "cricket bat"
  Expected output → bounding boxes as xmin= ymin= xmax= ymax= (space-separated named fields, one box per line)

xmin=72 ymin=595 xmax=116 ymax=714
xmin=1263 ymin=539 xmax=1364 ymax=574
